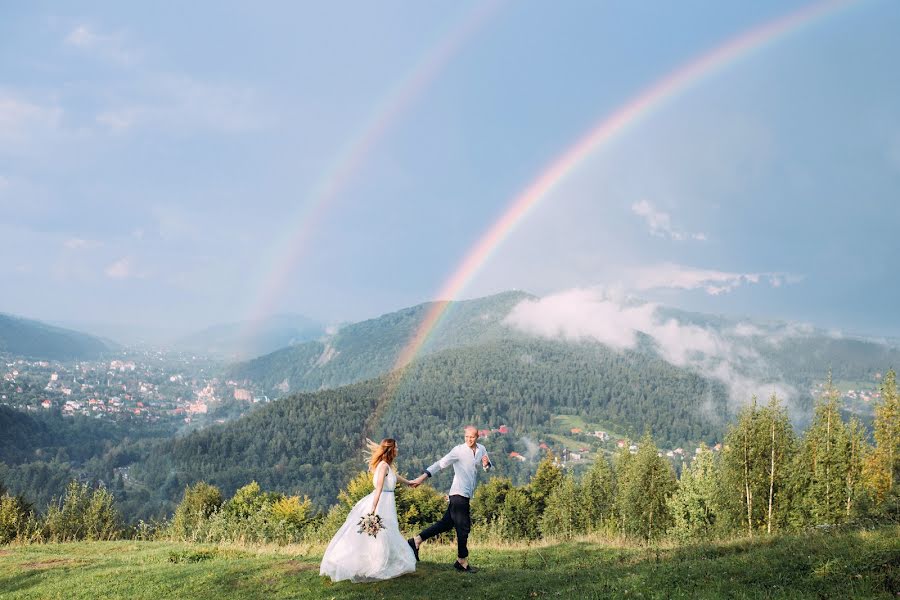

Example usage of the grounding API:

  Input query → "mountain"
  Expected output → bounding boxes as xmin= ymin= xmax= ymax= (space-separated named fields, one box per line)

xmin=227 ymin=291 xmax=534 ymax=395
xmin=128 ymin=336 xmax=729 ymax=516
xmin=174 ymin=314 xmax=325 ymax=359
xmin=228 ymin=291 xmax=900 ymax=412
xmin=0 ymin=313 xmax=113 ymax=360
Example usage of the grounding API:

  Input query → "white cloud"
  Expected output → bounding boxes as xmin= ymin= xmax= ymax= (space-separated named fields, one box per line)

xmin=64 ymin=24 xmax=137 ymax=65
xmin=505 ymin=287 xmax=797 ymax=406
xmin=95 ymin=75 xmax=270 ymax=135
xmin=105 ymin=257 xmax=133 ymax=279
xmin=629 ymin=262 xmax=795 ymax=296
xmin=631 ymin=200 xmax=706 ymax=241
xmin=64 ymin=238 xmax=101 ymax=250
xmin=0 ymin=92 xmax=63 ymax=149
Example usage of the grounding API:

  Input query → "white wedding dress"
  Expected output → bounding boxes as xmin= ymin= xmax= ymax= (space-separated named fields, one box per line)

xmin=320 ymin=462 xmax=416 ymax=583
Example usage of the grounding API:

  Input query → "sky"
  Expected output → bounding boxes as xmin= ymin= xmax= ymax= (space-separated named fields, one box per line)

xmin=1 ymin=0 xmax=899 ymax=342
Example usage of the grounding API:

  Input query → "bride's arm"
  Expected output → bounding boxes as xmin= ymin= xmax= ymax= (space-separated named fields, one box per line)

xmin=370 ymin=463 xmax=387 ymax=513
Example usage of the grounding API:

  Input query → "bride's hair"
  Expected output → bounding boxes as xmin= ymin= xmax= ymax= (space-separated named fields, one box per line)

xmin=365 ymin=438 xmax=397 ymax=471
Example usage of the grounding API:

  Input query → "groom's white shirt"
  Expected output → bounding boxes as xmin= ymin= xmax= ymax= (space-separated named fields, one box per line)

xmin=425 ymin=443 xmax=492 ymax=498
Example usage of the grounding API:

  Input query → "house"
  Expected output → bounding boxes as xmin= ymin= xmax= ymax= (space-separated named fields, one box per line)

xmin=616 ymin=439 xmax=627 ymax=449
xmin=628 ymin=444 xmax=638 ymax=454
xmin=569 ymin=452 xmax=582 ymax=461
xmin=570 ymin=428 xmax=583 ymax=434
xmin=539 ymin=442 xmax=549 ymax=450
xmin=498 ymin=425 xmax=509 ymax=434
xmin=593 ymin=431 xmax=608 ymax=441
xmin=41 ymin=399 xmax=52 ymax=409
xmin=674 ymin=448 xmax=684 ymax=456
xmin=713 ymin=443 xmax=723 ymax=452
xmin=509 ymin=452 xmax=526 ymax=462
xmin=478 ymin=429 xmax=490 ymax=438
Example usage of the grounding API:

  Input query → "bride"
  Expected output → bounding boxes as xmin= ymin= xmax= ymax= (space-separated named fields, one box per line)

xmin=320 ymin=438 xmax=417 ymax=583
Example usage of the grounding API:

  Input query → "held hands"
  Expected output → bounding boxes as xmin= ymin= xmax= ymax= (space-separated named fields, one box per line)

xmin=482 ymin=455 xmax=491 ymax=468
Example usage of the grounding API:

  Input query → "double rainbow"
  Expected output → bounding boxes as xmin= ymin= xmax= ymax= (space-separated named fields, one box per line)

xmin=385 ymin=0 xmax=858 ymax=398
xmin=243 ymin=1 xmax=505 ymax=342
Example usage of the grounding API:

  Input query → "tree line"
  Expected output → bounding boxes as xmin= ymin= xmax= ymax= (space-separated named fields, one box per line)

xmin=2 ymin=369 xmax=896 ymax=545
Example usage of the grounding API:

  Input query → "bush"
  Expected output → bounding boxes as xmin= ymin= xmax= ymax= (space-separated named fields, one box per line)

xmin=170 ymin=482 xmax=223 ymax=540
xmin=0 ymin=493 xmax=34 ymax=544
xmin=43 ymin=481 xmax=121 ymax=541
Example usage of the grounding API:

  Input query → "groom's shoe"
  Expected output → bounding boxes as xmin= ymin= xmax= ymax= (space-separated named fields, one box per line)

xmin=407 ymin=538 xmax=419 ymax=561
xmin=454 ymin=561 xmax=477 ymax=573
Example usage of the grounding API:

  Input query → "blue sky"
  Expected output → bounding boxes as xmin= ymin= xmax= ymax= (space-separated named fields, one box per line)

xmin=1 ymin=1 xmax=898 ymax=340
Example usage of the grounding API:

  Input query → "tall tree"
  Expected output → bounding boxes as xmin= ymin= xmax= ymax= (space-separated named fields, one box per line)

xmin=579 ymin=456 xmax=615 ymax=532
xmin=761 ymin=394 xmax=795 ymax=534
xmin=667 ymin=444 xmax=719 ymax=540
xmin=721 ymin=398 xmax=767 ymax=535
xmin=863 ymin=368 xmax=899 ymax=508
xmin=790 ymin=375 xmax=855 ymax=526
xmin=529 ymin=453 xmax=564 ymax=518
xmin=616 ymin=434 xmax=676 ymax=539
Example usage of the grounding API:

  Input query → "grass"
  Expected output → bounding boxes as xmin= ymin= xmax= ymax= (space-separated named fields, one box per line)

xmin=0 ymin=527 xmax=898 ymax=599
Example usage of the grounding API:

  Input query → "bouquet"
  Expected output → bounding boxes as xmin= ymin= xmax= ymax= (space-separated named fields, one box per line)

xmin=357 ymin=513 xmax=384 ymax=538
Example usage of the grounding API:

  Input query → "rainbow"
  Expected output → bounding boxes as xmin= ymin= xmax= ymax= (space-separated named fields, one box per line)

xmin=242 ymin=1 xmax=505 ymax=342
xmin=384 ymin=0 xmax=859 ymax=394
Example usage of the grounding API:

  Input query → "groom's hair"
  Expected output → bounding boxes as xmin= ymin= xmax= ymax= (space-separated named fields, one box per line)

xmin=464 ymin=425 xmax=478 ymax=435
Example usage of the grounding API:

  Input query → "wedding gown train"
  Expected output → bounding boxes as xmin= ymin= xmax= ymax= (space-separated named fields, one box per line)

xmin=319 ymin=462 xmax=416 ymax=583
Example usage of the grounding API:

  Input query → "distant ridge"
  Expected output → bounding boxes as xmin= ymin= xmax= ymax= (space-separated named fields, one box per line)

xmin=0 ymin=313 xmax=113 ymax=360
xmin=174 ymin=314 xmax=325 ymax=359
xmin=227 ymin=290 xmax=535 ymax=394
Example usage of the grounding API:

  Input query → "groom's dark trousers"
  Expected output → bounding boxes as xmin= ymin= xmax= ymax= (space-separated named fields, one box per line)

xmin=419 ymin=495 xmax=471 ymax=558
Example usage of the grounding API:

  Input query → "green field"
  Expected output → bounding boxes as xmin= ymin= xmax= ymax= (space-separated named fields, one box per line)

xmin=1 ymin=527 xmax=897 ymax=599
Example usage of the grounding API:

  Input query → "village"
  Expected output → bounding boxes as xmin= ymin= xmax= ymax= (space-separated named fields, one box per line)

xmin=0 ymin=351 xmax=269 ymax=427
xmin=484 ymin=424 xmax=722 ymax=471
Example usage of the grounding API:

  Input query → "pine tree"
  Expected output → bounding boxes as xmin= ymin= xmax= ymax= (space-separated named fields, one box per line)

xmin=667 ymin=444 xmax=719 ymax=540
xmin=529 ymin=453 xmax=564 ymax=518
xmin=616 ymin=434 xmax=675 ymax=539
xmin=791 ymin=375 xmax=853 ymax=526
xmin=761 ymin=394 xmax=795 ymax=534
xmin=843 ymin=417 xmax=866 ymax=518
xmin=863 ymin=368 xmax=899 ymax=509
xmin=540 ymin=474 xmax=581 ymax=538
xmin=579 ymin=456 xmax=614 ymax=532
xmin=721 ymin=398 xmax=767 ymax=535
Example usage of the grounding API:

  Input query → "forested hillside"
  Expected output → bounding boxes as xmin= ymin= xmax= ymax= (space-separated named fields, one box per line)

xmin=227 ymin=291 xmax=533 ymax=394
xmin=125 ymin=337 xmax=729 ymax=518
xmin=0 ymin=406 xmax=169 ymax=509
xmin=0 ymin=314 xmax=112 ymax=360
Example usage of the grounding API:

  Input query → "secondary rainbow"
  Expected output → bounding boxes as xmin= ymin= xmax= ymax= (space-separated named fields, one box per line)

xmin=241 ymin=1 xmax=504 ymax=342
xmin=386 ymin=0 xmax=859 ymax=389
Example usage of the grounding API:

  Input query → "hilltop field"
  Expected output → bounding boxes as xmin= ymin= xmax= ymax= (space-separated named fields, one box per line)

xmin=1 ymin=527 xmax=897 ymax=599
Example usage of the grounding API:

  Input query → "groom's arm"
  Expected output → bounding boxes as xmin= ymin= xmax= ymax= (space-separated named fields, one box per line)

xmin=423 ymin=448 xmax=459 ymax=479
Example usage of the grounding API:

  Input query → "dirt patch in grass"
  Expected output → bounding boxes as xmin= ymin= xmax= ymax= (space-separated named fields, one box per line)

xmin=20 ymin=558 xmax=78 ymax=569
xmin=278 ymin=559 xmax=318 ymax=574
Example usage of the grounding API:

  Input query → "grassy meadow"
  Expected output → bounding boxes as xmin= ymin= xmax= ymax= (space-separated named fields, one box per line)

xmin=0 ymin=527 xmax=897 ymax=599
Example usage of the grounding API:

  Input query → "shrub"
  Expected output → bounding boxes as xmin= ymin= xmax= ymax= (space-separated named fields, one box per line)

xmin=170 ymin=482 xmax=223 ymax=540
xmin=0 ymin=493 xmax=34 ymax=544
xmin=43 ymin=481 xmax=121 ymax=541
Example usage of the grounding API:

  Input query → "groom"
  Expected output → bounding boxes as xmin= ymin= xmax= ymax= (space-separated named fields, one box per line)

xmin=408 ymin=425 xmax=492 ymax=573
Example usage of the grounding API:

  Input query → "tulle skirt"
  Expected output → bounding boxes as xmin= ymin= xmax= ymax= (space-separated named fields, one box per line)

xmin=319 ymin=490 xmax=416 ymax=583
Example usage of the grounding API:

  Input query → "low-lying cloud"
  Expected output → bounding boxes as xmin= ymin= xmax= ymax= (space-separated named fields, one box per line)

xmin=504 ymin=288 xmax=796 ymax=407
